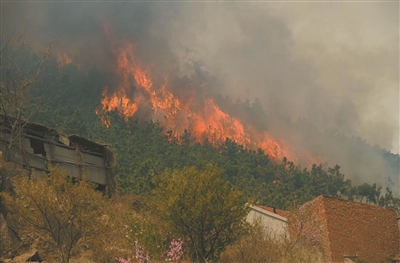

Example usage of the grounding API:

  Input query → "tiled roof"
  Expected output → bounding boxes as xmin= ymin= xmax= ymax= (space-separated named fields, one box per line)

xmin=288 ymin=194 xmax=400 ymax=263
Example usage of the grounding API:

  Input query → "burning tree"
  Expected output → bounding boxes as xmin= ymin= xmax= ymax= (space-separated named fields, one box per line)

xmin=95 ymin=26 xmax=301 ymax=163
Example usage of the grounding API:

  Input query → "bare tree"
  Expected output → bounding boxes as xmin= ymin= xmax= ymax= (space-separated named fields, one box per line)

xmin=0 ymin=167 xmax=107 ymax=263
xmin=0 ymin=32 xmax=56 ymax=161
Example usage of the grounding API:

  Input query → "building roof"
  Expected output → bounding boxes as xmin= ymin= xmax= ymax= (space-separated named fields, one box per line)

xmin=249 ymin=204 xmax=288 ymax=222
xmin=255 ymin=205 xmax=288 ymax=218
xmin=307 ymin=194 xmax=399 ymax=213
xmin=0 ymin=115 xmax=115 ymax=193
xmin=0 ymin=116 xmax=109 ymax=153
xmin=289 ymin=194 xmax=400 ymax=263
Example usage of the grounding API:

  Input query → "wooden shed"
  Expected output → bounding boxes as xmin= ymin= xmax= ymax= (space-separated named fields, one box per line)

xmin=0 ymin=116 xmax=115 ymax=195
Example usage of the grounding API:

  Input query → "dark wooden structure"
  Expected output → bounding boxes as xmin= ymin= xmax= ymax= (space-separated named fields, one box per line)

xmin=0 ymin=117 xmax=115 ymax=194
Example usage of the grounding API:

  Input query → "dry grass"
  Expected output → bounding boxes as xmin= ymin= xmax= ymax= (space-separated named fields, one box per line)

xmin=219 ymin=222 xmax=325 ymax=263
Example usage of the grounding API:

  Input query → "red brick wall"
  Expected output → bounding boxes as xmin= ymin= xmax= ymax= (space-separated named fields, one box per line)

xmin=288 ymin=195 xmax=332 ymax=262
xmin=323 ymin=196 xmax=399 ymax=263
xmin=289 ymin=195 xmax=400 ymax=263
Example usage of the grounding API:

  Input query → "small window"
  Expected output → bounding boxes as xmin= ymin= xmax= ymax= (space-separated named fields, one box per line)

xmin=29 ymin=138 xmax=46 ymax=156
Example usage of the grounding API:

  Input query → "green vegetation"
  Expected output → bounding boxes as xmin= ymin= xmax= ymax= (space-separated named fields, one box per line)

xmin=153 ymin=165 xmax=249 ymax=262
xmin=1 ymin=167 xmax=107 ymax=263
xmin=219 ymin=221 xmax=323 ymax=263
xmin=16 ymin=53 xmax=395 ymax=212
xmin=1 ymin=35 xmax=399 ymax=263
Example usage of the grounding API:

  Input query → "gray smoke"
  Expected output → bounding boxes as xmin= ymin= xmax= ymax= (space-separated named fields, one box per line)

xmin=2 ymin=1 xmax=399 ymax=192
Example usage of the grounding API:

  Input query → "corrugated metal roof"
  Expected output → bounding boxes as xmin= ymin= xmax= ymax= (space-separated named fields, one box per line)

xmin=82 ymin=153 xmax=104 ymax=166
xmin=0 ymin=115 xmax=114 ymax=191
xmin=52 ymin=146 xmax=80 ymax=164
xmin=58 ymin=163 xmax=81 ymax=179
xmin=28 ymin=155 xmax=46 ymax=170
xmin=85 ymin=167 xmax=107 ymax=185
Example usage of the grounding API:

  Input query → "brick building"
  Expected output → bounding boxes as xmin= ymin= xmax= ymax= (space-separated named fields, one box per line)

xmin=288 ymin=195 xmax=399 ymax=263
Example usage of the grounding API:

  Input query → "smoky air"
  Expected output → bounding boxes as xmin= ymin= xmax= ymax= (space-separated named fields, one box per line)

xmin=2 ymin=1 xmax=399 ymax=194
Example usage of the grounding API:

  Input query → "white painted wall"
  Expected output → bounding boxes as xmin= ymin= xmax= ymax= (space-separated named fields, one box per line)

xmin=246 ymin=205 xmax=288 ymax=239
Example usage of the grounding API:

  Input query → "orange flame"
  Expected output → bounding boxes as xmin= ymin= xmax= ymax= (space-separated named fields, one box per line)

xmin=96 ymin=26 xmax=320 ymax=164
xmin=95 ymin=108 xmax=111 ymax=128
xmin=56 ymin=52 xmax=72 ymax=68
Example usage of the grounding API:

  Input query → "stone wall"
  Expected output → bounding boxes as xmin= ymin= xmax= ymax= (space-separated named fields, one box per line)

xmin=323 ymin=196 xmax=399 ymax=263
xmin=288 ymin=195 xmax=400 ymax=263
xmin=288 ymin=195 xmax=331 ymax=261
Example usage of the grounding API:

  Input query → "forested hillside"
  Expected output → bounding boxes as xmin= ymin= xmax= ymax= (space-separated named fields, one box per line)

xmin=0 ymin=41 xmax=394 ymax=210
xmin=1 ymin=33 xmax=399 ymax=263
xmin=18 ymin=60 xmax=396 ymax=211
xmin=2 ymin=3 xmax=399 ymax=261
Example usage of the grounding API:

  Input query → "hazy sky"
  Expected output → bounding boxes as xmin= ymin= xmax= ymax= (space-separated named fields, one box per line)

xmin=271 ymin=2 xmax=399 ymax=154
xmin=165 ymin=2 xmax=399 ymax=154
xmin=2 ymin=1 xmax=399 ymax=153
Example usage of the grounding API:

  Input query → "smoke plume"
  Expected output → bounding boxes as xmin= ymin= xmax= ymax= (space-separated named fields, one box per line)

xmin=2 ymin=1 xmax=399 ymax=192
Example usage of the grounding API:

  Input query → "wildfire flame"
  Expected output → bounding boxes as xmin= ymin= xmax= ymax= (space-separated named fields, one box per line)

xmin=96 ymin=25 xmax=321 ymax=164
xmin=56 ymin=52 xmax=72 ymax=68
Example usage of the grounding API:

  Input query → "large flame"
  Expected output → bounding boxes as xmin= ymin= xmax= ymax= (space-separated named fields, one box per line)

xmin=96 ymin=25 xmax=319 ymax=164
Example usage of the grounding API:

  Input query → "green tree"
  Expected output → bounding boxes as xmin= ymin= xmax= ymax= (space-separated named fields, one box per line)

xmin=1 ymin=167 xmax=107 ymax=263
xmin=379 ymin=188 xmax=400 ymax=213
xmin=152 ymin=165 xmax=249 ymax=263
xmin=357 ymin=183 xmax=381 ymax=204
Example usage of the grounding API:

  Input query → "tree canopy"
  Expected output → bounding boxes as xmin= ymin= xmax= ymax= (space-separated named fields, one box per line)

xmin=152 ymin=165 xmax=249 ymax=262
xmin=7 ymin=40 xmax=398 ymax=212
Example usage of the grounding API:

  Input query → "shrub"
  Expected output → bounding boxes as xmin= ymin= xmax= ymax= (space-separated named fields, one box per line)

xmin=153 ymin=165 xmax=249 ymax=263
xmin=1 ymin=167 xmax=107 ymax=263
xmin=219 ymin=222 xmax=323 ymax=263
